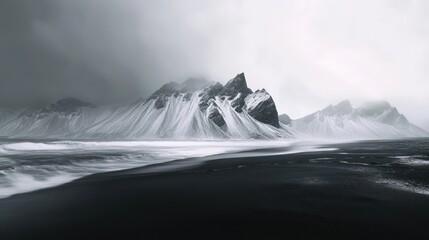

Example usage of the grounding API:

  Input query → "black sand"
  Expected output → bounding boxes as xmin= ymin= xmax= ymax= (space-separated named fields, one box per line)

xmin=0 ymin=139 xmax=428 ymax=239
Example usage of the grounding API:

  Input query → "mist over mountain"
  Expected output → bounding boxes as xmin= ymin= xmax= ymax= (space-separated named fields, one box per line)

xmin=286 ymin=100 xmax=428 ymax=139
xmin=0 ymin=73 xmax=426 ymax=140
xmin=0 ymin=73 xmax=291 ymax=139
xmin=1 ymin=3 xmax=429 ymax=238
xmin=1 ymin=1 xmax=429 ymax=131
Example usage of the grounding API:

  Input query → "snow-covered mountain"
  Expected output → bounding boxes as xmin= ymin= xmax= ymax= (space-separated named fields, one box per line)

xmin=287 ymin=100 xmax=428 ymax=139
xmin=1 ymin=74 xmax=426 ymax=140
xmin=84 ymin=73 xmax=288 ymax=139
xmin=0 ymin=98 xmax=110 ymax=138
xmin=0 ymin=73 xmax=291 ymax=139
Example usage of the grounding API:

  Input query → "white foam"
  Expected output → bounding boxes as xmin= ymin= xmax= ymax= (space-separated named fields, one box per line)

xmin=0 ymin=140 xmax=293 ymax=155
xmin=392 ymin=155 xmax=429 ymax=166
xmin=375 ymin=178 xmax=429 ymax=195
xmin=0 ymin=139 xmax=344 ymax=199
xmin=0 ymin=172 xmax=75 ymax=199
xmin=1 ymin=142 xmax=76 ymax=151
xmin=0 ymin=140 xmax=305 ymax=199
xmin=339 ymin=160 xmax=371 ymax=166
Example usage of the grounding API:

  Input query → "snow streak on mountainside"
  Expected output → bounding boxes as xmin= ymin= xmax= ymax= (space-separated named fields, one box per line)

xmin=0 ymin=98 xmax=111 ymax=138
xmin=0 ymin=74 xmax=426 ymax=140
xmin=287 ymin=100 xmax=428 ymax=139
xmin=0 ymin=74 xmax=290 ymax=139
xmin=85 ymin=73 xmax=286 ymax=139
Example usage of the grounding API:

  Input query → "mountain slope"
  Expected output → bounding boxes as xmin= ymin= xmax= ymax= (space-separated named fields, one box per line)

xmin=1 ymin=76 xmax=425 ymax=140
xmin=85 ymin=73 xmax=287 ymax=139
xmin=0 ymin=74 xmax=290 ymax=139
xmin=288 ymin=100 xmax=428 ymax=139
xmin=0 ymin=98 xmax=108 ymax=138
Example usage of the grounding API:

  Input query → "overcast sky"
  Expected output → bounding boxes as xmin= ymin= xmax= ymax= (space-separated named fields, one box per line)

xmin=1 ymin=0 xmax=428 ymax=130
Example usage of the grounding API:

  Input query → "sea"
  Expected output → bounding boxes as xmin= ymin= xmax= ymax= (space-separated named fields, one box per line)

xmin=0 ymin=138 xmax=428 ymax=199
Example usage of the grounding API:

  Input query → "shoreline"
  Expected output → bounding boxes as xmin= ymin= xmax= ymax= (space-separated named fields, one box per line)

xmin=0 ymin=139 xmax=307 ymax=199
xmin=0 ymin=140 xmax=428 ymax=239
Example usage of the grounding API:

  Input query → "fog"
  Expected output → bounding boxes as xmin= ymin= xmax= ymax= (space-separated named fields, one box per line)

xmin=1 ymin=0 xmax=428 ymax=130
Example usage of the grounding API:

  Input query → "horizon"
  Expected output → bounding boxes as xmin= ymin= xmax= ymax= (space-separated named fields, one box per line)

xmin=1 ymin=2 xmax=429 ymax=238
xmin=2 ymin=71 xmax=427 ymax=131
xmin=1 ymin=1 xmax=428 ymax=131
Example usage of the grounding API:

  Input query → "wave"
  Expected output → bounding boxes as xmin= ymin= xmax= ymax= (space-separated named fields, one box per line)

xmin=0 ymin=140 xmax=313 ymax=199
xmin=391 ymin=155 xmax=429 ymax=167
xmin=1 ymin=142 xmax=80 ymax=152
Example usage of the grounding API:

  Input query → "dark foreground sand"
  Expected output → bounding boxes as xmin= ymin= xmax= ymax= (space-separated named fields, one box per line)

xmin=0 ymin=140 xmax=428 ymax=239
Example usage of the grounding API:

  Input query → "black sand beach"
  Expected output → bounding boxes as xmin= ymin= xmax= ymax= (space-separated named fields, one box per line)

xmin=0 ymin=139 xmax=428 ymax=239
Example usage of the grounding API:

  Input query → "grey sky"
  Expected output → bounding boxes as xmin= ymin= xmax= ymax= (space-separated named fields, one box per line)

xmin=1 ymin=0 xmax=428 ymax=130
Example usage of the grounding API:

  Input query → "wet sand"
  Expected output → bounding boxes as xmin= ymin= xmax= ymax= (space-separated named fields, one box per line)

xmin=0 ymin=139 xmax=428 ymax=239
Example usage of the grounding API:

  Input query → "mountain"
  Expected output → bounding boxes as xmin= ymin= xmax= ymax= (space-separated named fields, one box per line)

xmin=84 ymin=73 xmax=286 ymax=139
xmin=0 ymin=98 xmax=107 ymax=138
xmin=0 ymin=74 xmax=289 ymax=139
xmin=288 ymin=100 xmax=428 ymax=139
xmin=1 ymin=75 xmax=426 ymax=140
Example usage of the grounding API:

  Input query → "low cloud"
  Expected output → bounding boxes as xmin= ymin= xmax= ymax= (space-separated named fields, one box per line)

xmin=1 ymin=0 xmax=428 ymax=129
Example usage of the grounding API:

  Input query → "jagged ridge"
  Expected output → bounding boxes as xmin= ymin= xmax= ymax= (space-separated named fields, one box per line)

xmin=0 ymin=73 xmax=286 ymax=139
xmin=0 ymin=76 xmax=426 ymax=140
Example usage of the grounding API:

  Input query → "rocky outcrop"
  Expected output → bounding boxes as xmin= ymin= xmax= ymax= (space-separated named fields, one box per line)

xmin=196 ymin=73 xmax=279 ymax=128
xmin=149 ymin=78 xmax=212 ymax=108
xmin=207 ymin=103 xmax=226 ymax=128
xmin=0 ymin=73 xmax=287 ymax=139
xmin=220 ymin=73 xmax=253 ymax=112
xmin=245 ymin=89 xmax=279 ymax=128
xmin=198 ymin=82 xmax=223 ymax=112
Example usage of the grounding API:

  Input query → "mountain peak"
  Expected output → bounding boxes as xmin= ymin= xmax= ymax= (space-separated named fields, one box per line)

xmin=245 ymin=88 xmax=280 ymax=128
xmin=149 ymin=82 xmax=180 ymax=99
xmin=334 ymin=100 xmax=353 ymax=113
xmin=336 ymin=99 xmax=352 ymax=108
xmin=149 ymin=78 xmax=212 ymax=100
xmin=225 ymin=73 xmax=246 ymax=87
xmin=293 ymin=99 xmax=427 ymax=138
xmin=39 ymin=98 xmax=95 ymax=115
xmin=218 ymin=73 xmax=253 ymax=112
xmin=357 ymin=101 xmax=394 ymax=117
xmin=321 ymin=100 xmax=353 ymax=115
xmin=222 ymin=73 xmax=252 ymax=97
xmin=180 ymin=77 xmax=211 ymax=92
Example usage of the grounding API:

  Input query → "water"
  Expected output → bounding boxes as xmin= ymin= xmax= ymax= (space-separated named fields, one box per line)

xmin=0 ymin=138 xmax=428 ymax=199
xmin=0 ymin=139 xmax=303 ymax=198
xmin=318 ymin=138 xmax=429 ymax=195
